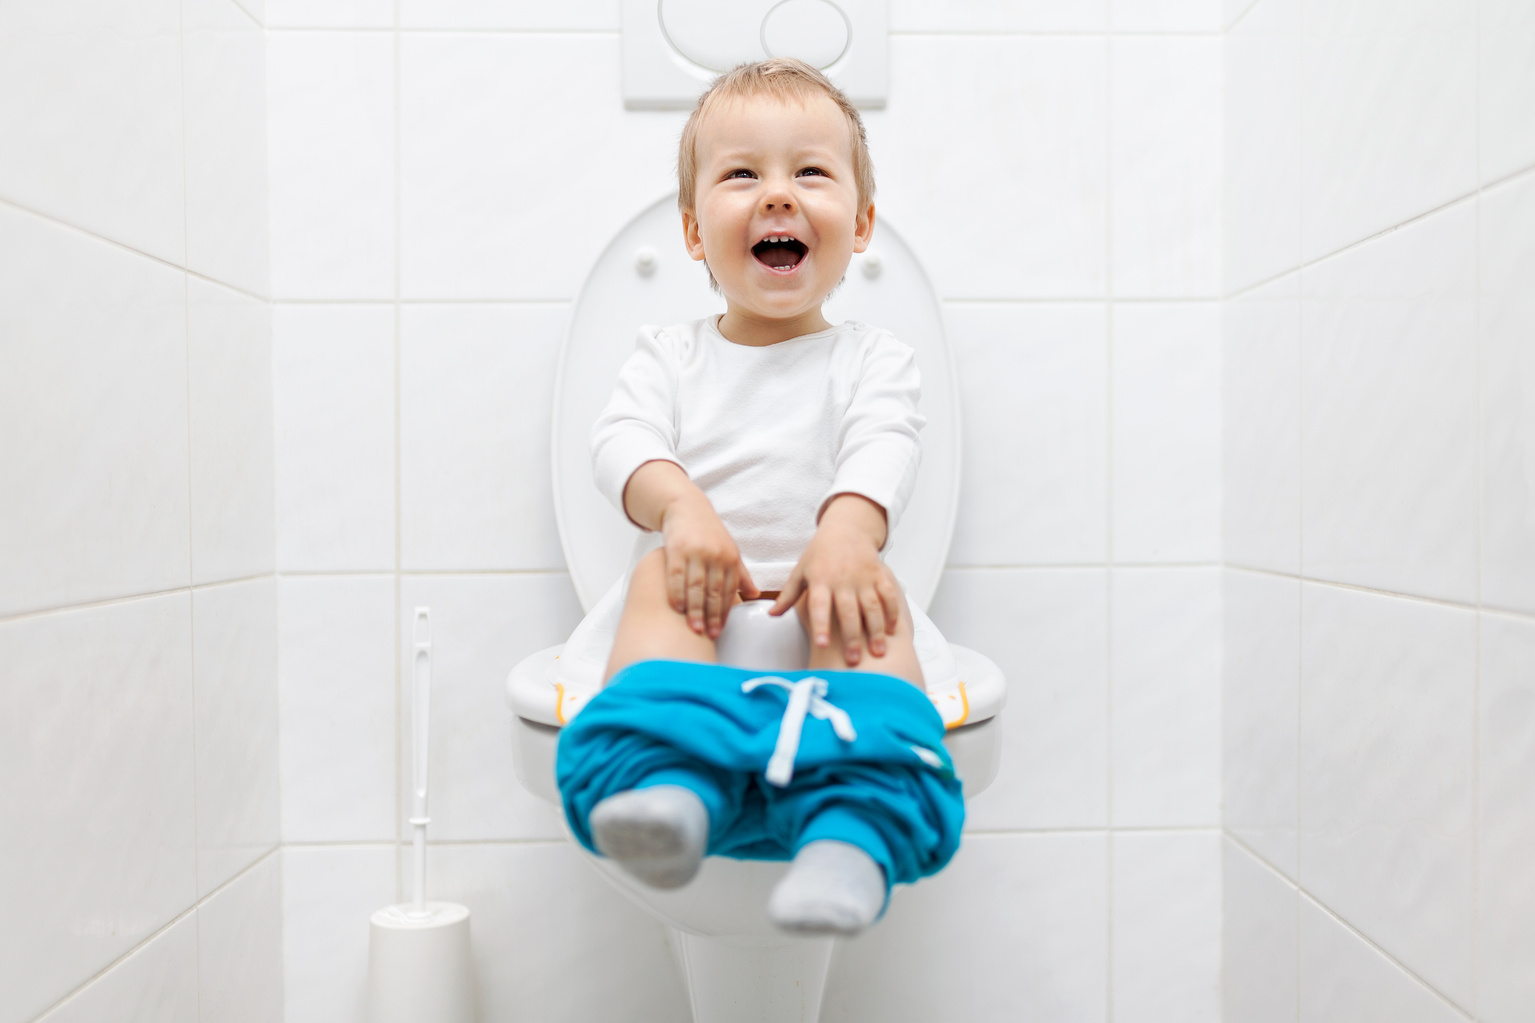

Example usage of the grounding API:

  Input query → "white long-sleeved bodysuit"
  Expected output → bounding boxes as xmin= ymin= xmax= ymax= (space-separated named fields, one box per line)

xmin=554 ymin=316 xmax=960 ymax=712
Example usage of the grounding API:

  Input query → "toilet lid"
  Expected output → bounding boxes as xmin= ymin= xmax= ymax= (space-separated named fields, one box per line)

xmin=553 ymin=193 xmax=959 ymax=612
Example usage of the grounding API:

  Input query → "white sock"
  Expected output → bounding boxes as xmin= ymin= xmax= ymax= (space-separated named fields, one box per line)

xmin=767 ymin=840 xmax=887 ymax=936
xmin=590 ymin=785 xmax=709 ymax=889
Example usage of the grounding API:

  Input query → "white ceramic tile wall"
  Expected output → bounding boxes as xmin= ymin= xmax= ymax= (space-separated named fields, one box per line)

xmin=1478 ymin=613 xmax=1535 ymax=1022
xmin=1110 ymin=37 xmax=1222 ymax=297
xmin=282 ymin=846 xmax=397 ymax=1023
xmin=1112 ymin=302 xmax=1222 ymax=562
xmin=188 ymin=279 xmax=276 ymax=585
xmin=1300 ymin=0 xmax=1476 ymax=262
xmin=1297 ymin=897 xmax=1466 ymax=1023
xmin=824 ymin=833 xmax=1109 ymax=1022
xmin=279 ymin=576 xmax=398 ymax=843
xmin=193 ymin=579 xmax=281 ymax=896
xmin=267 ymin=31 xmax=395 ymax=299
xmin=1479 ymin=173 xmax=1535 ymax=618
xmin=273 ymin=304 xmax=397 ymax=571
xmin=1223 ymin=273 xmax=1300 ymax=574
xmin=1301 ymin=201 xmax=1477 ymax=604
xmin=196 ymin=855 xmax=285 ymax=1023
xmin=399 ymin=0 xmax=619 ymax=29
xmin=0 ymin=207 xmax=190 ymax=618
xmin=1111 ymin=568 xmax=1222 ymax=827
xmin=1223 ymin=0 xmax=1301 ymax=293
xmin=1222 ymin=839 xmax=1298 ymax=1023
xmin=1299 ymin=582 xmax=1475 ymax=1009
xmin=930 ymin=569 xmax=1108 ymax=829
xmin=1480 ymin=0 xmax=1535 ymax=187
xmin=37 ymin=916 xmax=200 ymax=1023
xmin=399 ymin=304 xmax=568 ymax=570
xmin=0 ymin=0 xmax=185 ymax=263
xmin=1222 ymin=568 xmax=1298 ymax=877
xmin=1112 ymin=832 xmax=1222 ymax=1023
xmin=4 ymin=3 xmax=280 ymax=1019
xmin=946 ymin=303 xmax=1108 ymax=566
xmin=889 ymin=0 xmax=1106 ymax=32
xmin=396 ymin=574 xmax=582 ymax=841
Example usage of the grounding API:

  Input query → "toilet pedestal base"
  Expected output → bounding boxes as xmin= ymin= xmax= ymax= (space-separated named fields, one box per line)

xmin=668 ymin=929 xmax=835 ymax=1023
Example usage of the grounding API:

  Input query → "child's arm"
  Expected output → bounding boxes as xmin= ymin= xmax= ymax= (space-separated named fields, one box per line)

xmin=624 ymin=459 xmax=760 ymax=639
xmin=768 ymin=492 xmax=902 ymax=665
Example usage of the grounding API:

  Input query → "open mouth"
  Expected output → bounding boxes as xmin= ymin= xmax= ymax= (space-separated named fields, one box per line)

xmin=752 ymin=234 xmax=808 ymax=271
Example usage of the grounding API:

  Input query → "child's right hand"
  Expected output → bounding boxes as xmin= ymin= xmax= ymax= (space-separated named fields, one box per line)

xmin=622 ymin=460 xmax=759 ymax=638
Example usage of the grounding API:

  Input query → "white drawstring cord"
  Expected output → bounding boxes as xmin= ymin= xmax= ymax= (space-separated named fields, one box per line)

xmin=742 ymin=676 xmax=858 ymax=786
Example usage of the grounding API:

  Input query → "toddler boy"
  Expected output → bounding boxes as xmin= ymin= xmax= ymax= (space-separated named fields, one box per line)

xmin=555 ymin=58 xmax=963 ymax=937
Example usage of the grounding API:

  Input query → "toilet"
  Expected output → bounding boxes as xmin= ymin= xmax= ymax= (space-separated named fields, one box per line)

xmin=504 ymin=194 xmax=1005 ymax=1023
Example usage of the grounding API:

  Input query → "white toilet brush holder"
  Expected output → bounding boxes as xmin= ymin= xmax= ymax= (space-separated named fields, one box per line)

xmin=367 ymin=608 xmax=476 ymax=1023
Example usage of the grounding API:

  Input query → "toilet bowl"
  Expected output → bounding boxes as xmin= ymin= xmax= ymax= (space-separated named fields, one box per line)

xmin=504 ymin=194 xmax=1005 ymax=1023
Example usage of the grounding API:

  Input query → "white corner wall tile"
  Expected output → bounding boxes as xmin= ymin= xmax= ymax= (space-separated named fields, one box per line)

xmin=1223 ymin=839 xmax=1298 ymax=1023
xmin=188 ymin=279 xmax=275 ymax=585
xmin=400 ymin=0 xmax=618 ymax=29
xmin=1301 ymin=202 xmax=1477 ymax=603
xmin=1111 ymin=0 xmax=1222 ymax=31
xmin=197 ymin=854 xmax=284 ymax=1023
xmin=1223 ymin=0 xmax=1302 ymax=292
xmin=889 ymin=0 xmax=1106 ymax=31
xmin=947 ymin=303 xmax=1107 ymax=566
xmin=1298 ymin=583 xmax=1475 ymax=1008
xmin=1478 ymin=612 xmax=1535 ymax=1022
xmin=0 ymin=208 xmax=190 ymax=618
xmin=399 ymin=35 xmax=684 ymax=300
xmin=1300 ymin=0 xmax=1476 ymax=261
xmin=1224 ymin=274 xmax=1300 ymax=573
xmin=1111 ymin=832 xmax=1222 ymax=1023
xmin=1297 ymin=897 xmax=1465 ymax=1023
xmin=0 ymin=0 xmax=185 ymax=264
xmin=36 ymin=916 xmax=199 ymax=1023
xmin=1223 ymin=569 xmax=1299 ymax=877
xmin=282 ymin=846 xmax=396 ymax=1023
xmin=273 ymin=304 xmax=396 ymax=572
xmin=1110 ymin=567 xmax=1221 ymax=827
xmin=1110 ymin=36 xmax=1221 ymax=298
xmin=397 ymin=575 xmax=582 ymax=841
xmin=426 ymin=843 xmax=689 ymax=1022
xmin=1480 ymin=0 xmax=1535 ymax=185
xmin=930 ymin=569 xmax=1107 ymax=830
xmin=1112 ymin=303 xmax=1222 ymax=563
xmin=265 ymin=0 xmax=392 ymax=26
xmin=873 ymin=36 xmax=1107 ymax=299
xmin=183 ymin=0 xmax=270 ymax=296
xmin=400 ymin=304 xmax=567 ymax=570
xmin=231 ymin=0 xmax=262 ymax=24
xmin=193 ymin=579 xmax=280 ymax=896
xmin=279 ymin=576 xmax=397 ymax=842
xmin=824 ymin=833 xmax=1108 ymax=1022
xmin=1480 ymin=175 xmax=1535 ymax=616
xmin=267 ymin=31 xmax=394 ymax=299
xmin=0 ymin=595 xmax=196 ymax=1023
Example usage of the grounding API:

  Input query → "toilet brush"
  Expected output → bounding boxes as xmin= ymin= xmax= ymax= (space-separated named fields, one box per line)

xmin=367 ymin=607 xmax=476 ymax=1023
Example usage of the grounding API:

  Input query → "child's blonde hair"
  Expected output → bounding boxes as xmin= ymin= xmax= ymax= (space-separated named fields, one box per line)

xmin=677 ymin=58 xmax=876 ymax=213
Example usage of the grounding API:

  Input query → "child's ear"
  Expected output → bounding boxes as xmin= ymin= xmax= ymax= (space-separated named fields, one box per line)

xmin=851 ymin=201 xmax=876 ymax=253
xmin=681 ymin=208 xmax=707 ymax=262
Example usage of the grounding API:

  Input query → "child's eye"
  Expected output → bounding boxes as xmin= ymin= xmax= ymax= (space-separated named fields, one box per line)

xmin=797 ymin=167 xmax=828 ymax=178
xmin=726 ymin=169 xmax=757 ymax=180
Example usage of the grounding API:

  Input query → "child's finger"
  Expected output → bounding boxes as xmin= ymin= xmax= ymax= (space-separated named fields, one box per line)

xmin=808 ymin=585 xmax=833 ymax=647
xmin=685 ymin=555 xmax=708 ymax=633
xmin=769 ymin=572 xmax=804 ymax=616
xmin=835 ymin=586 xmax=863 ymax=664
xmin=877 ymin=576 xmax=902 ymax=634
xmin=704 ymin=561 xmax=725 ymax=637
xmin=666 ymin=549 xmax=688 ymax=613
xmin=737 ymin=562 xmax=761 ymax=600
xmin=860 ymin=585 xmax=887 ymax=656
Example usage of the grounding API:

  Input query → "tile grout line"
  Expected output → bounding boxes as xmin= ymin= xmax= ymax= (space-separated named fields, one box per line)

xmin=25 ymin=846 xmax=283 ymax=1023
xmin=1103 ymin=27 xmax=1117 ymax=1023
xmin=391 ymin=0 xmax=406 ymax=905
xmin=1471 ymin=3 xmax=1483 ymax=1012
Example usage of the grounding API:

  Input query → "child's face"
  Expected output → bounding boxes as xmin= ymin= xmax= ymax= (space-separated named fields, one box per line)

xmin=682 ymin=92 xmax=874 ymax=330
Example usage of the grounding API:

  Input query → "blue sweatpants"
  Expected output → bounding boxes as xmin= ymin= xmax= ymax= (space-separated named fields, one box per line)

xmin=555 ymin=660 xmax=965 ymax=893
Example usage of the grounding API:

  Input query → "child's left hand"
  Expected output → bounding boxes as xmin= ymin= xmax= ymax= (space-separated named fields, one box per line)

xmin=769 ymin=494 xmax=901 ymax=666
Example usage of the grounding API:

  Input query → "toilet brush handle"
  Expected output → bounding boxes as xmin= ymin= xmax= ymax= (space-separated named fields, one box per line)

xmin=410 ymin=608 xmax=433 ymax=915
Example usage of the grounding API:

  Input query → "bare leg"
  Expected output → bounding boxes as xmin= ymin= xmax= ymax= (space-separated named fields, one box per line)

xmin=606 ymin=548 xmax=733 ymax=681
xmin=797 ymin=582 xmax=925 ymax=690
